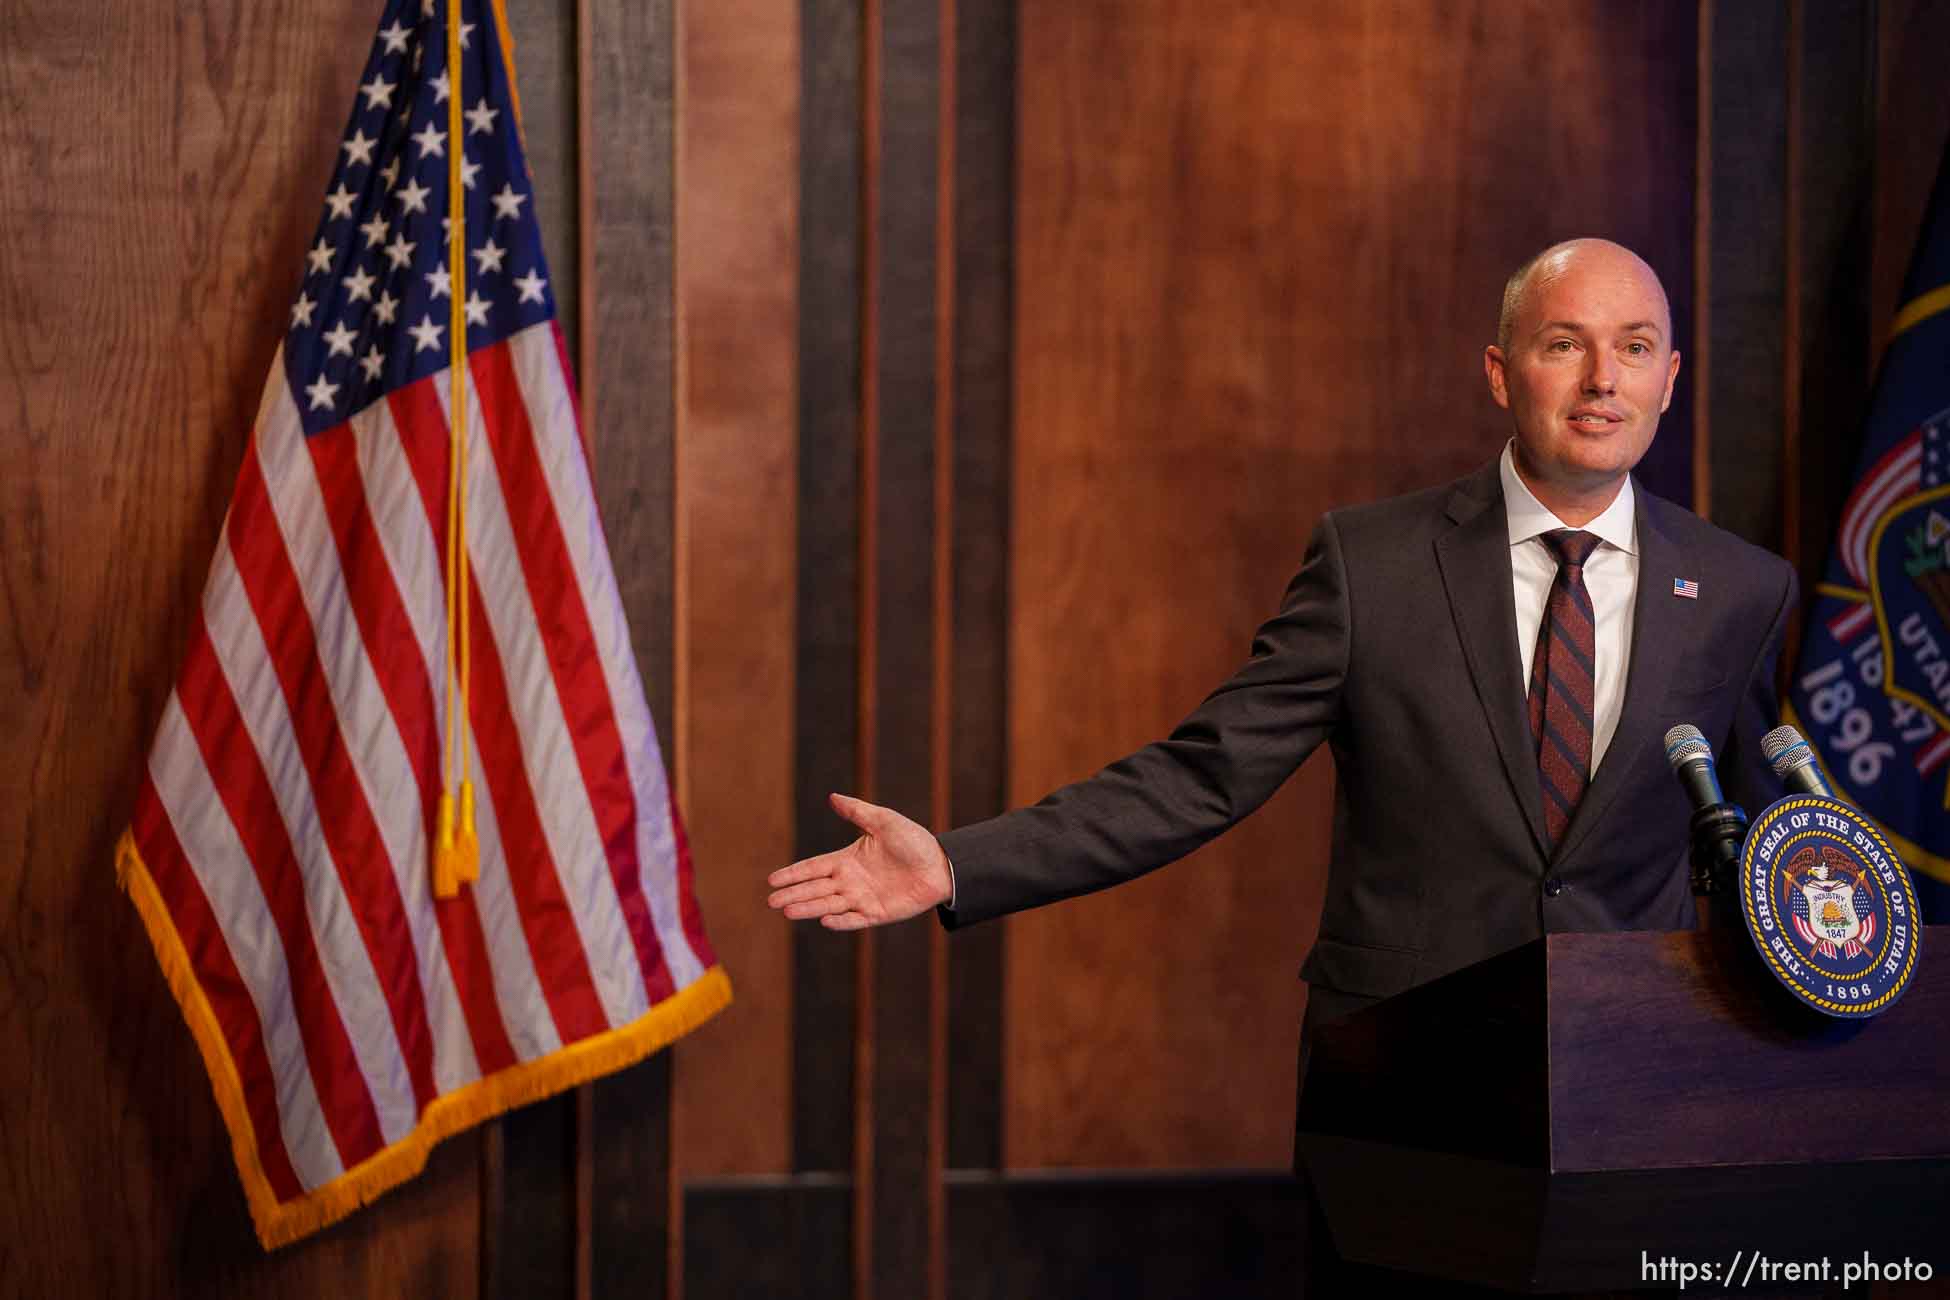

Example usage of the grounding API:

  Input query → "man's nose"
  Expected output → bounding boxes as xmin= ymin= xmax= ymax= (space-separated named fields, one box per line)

xmin=1582 ymin=349 xmax=1618 ymax=394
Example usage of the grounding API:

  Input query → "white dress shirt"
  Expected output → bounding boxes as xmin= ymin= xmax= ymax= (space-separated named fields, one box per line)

xmin=1500 ymin=441 xmax=1639 ymax=773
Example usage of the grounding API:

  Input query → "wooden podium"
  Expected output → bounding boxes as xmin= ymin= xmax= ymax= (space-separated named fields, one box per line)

xmin=1295 ymin=925 xmax=1950 ymax=1293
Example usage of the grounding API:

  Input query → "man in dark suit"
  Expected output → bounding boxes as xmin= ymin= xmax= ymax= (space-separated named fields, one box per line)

xmin=767 ymin=236 xmax=1796 ymax=1031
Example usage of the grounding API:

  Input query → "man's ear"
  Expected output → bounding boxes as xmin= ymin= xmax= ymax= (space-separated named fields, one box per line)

xmin=1484 ymin=345 xmax=1511 ymax=410
xmin=1660 ymin=348 xmax=1681 ymax=413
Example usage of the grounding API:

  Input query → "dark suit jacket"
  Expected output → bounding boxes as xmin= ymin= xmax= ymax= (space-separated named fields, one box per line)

xmin=938 ymin=459 xmax=1798 ymax=1023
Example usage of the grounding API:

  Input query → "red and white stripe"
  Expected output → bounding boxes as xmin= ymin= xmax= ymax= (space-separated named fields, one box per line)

xmin=1826 ymin=602 xmax=1876 ymax=643
xmin=130 ymin=319 xmax=713 ymax=1200
xmin=1837 ymin=432 xmax=1923 ymax=584
xmin=1915 ymin=731 xmax=1950 ymax=776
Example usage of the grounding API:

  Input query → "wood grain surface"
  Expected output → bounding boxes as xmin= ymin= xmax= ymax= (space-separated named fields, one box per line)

xmin=944 ymin=0 xmax=1013 ymax=1177
xmin=584 ymin=0 xmax=680 ymax=1293
xmin=670 ymin=0 xmax=799 ymax=1180
xmin=1005 ymin=0 xmax=1696 ymax=1171
xmin=791 ymin=0 xmax=864 ymax=1183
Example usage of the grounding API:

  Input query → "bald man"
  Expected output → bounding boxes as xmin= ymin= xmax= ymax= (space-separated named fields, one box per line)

xmin=769 ymin=237 xmax=1796 ymax=1030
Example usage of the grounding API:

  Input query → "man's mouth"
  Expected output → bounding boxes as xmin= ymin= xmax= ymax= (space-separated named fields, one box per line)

xmin=1568 ymin=408 xmax=1623 ymax=427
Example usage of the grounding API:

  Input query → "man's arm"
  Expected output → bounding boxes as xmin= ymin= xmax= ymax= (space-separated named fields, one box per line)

xmin=768 ymin=512 xmax=1354 ymax=931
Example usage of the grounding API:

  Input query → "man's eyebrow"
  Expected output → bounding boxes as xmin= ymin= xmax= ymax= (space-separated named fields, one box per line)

xmin=1532 ymin=318 xmax=1667 ymax=338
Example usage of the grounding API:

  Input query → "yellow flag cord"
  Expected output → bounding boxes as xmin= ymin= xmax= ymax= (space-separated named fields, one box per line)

xmin=434 ymin=0 xmax=526 ymax=899
xmin=436 ymin=0 xmax=471 ymax=897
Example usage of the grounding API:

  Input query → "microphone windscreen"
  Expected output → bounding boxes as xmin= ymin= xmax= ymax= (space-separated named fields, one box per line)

xmin=1664 ymin=723 xmax=1710 ymax=771
xmin=1761 ymin=724 xmax=1819 ymax=780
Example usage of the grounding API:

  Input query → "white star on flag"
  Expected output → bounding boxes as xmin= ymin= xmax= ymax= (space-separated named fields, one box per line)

xmin=371 ymin=290 xmax=400 ymax=325
xmin=465 ymin=99 xmax=499 ymax=135
xmin=290 ymin=293 xmax=317 ymax=327
xmin=471 ymin=238 xmax=506 ymax=274
xmin=360 ymin=212 xmax=389 ymax=248
xmin=460 ymin=157 xmax=481 ymax=190
xmin=411 ymin=121 xmax=446 ymax=159
xmin=321 ymin=321 xmax=358 ymax=357
xmin=463 ymin=291 xmax=491 ymax=327
xmin=430 ymin=70 xmax=451 ymax=104
xmin=380 ymin=156 xmax=401 ymax=189
xmin=384 ymin=234 xmax=417 ymax=271
xmin=426 ymin=265 xmax=452 ymax=299
xmin=458 ymin=21 xmax=475 ymax=48
xmin=305 ymin=239 xmax=335 ymax=275
xmin=513 ymin=269 xmax=546 ymax=304
xmin=342 ymin=265 xmax=377 ymax=302
xmin=324 ymin=183 xmax=358 ymax=220
xmin=359 ymin=74 xmax=396 ymax=111
xmin=490 ymin=183 xmax=527 ymax=222
xmin=342 ymin=129 xmax=377 ymax=167
xmin=396 ymin=177 xmax=431 ymax=215
xmin=359 ymin=344 xmax=386 ymax=381
xmin=408 ymin=314 xmax=444 ymax=352
xmin=304 ymin=372 xmax=339 ymax=411
xmin=378 ymin=19 xmax=411 ymax=53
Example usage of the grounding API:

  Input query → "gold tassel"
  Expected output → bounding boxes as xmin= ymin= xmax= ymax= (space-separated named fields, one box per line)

xmin=433 ymin=791 xmax=460 ymax=899
xmin=456 ymin=779 xmax=481 ymax=882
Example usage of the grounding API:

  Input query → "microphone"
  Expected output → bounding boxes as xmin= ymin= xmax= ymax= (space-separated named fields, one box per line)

xmin=1664 ymin=724 xmax=1748 ymax=896
xmin=1760 ymin=724 xmax=1835 ymax=798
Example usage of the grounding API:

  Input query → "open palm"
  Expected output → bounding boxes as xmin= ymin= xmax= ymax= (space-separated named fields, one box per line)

xmin=765 ymin=793 xmax=953 ymax=930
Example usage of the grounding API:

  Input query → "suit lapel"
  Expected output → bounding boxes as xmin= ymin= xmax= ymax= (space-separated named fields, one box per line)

xmin=1434 ymin=465 xmax=1550 ymax=862
xmin=1551 ymin=486 xmax=1689 ymax=866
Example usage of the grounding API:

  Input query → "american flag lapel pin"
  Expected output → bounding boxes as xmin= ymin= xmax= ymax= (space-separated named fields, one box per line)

xmin=1673 ymin=577 xmax=1700 ymax=599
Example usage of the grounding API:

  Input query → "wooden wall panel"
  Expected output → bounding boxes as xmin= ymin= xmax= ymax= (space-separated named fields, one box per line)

xmin=1006 ymin=0 xmax=1696 ymax=1171
xmin=1871 ymin=0 xmax=1950 ymax=363
xmin=944 ymin=0 xmax=1014 ymax=1177
xmin=1785 ymin=0 xmax=1873 ymax=582
xmin=670 ymin=0 xmax=799 ymax=1180
xmin=585 ymin=0 xmax=680 ymax=1291
xmin=1702 ymin=2 xmax=1789 ymax=548
xmin=791 ymin=0 xmax=864 ymax=1184
xmin=505 ymin=0 xmax=581 ymax=355
xmin=866 ymin=0 xmax=949 ymax=1291
xmin=0 ymin=1 xmax=483 ymax=1294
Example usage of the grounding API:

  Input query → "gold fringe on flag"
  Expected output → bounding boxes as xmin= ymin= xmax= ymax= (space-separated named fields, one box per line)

xmin=115 ymin=830 xmax=732 ymax=1249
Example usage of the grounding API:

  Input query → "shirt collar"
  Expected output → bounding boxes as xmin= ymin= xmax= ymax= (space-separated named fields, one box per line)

xmin=1499 ymin=440 xmax=1638 ymax=556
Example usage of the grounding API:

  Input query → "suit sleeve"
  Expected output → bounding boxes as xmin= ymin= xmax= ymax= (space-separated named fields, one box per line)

xmin=937 ymin=513 xmax=1352 ymax=928
xmin=1716 ymin=558 xmax=1800 ymax=819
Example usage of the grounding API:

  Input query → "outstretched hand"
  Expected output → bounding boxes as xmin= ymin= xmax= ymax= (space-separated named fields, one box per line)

xmin=766 ymin=793 xmax=953 ymax=930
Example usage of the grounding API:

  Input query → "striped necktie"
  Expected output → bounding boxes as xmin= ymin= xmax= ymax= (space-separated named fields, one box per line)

xmin=1529 ymin=529 xmax=1601 ymax=848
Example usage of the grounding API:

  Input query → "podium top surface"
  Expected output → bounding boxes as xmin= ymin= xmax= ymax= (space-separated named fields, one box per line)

xmin=1297 ymin=926 xmax=1950 ymax=1172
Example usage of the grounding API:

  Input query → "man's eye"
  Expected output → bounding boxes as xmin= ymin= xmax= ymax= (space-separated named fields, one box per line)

xmin=1548 ymin=339 xmax=1574 ymax=352
xmin=1626 ymin=341 xmax=1649 ymax=355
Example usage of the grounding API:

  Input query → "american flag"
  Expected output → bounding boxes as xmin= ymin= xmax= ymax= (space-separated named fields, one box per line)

xmin=114 ymin=0 xmax=726 ymax=1248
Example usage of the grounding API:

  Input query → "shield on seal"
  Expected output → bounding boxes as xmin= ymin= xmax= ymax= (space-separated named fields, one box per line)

xmin=1798 ymin=874 xmax=1864 ymax=945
